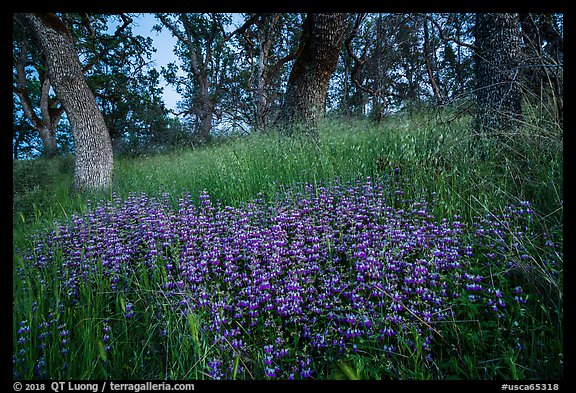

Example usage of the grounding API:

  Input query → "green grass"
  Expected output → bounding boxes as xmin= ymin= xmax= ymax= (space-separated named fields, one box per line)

xmin=14 ymin=107 xmax=562 ymax=234
xmin=13 ymin=106 xmax=563 ymax=380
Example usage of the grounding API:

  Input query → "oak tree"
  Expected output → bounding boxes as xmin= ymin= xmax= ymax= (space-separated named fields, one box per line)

xmin=20 ymin=13 xmax=114 ymax=191
xmin=475 ymin=13 xmax=523 ymax=136
xmin=13 ymin=18 xmax=64 ymax=158
xmin=279 ymin=13 xmax=347 ymax=134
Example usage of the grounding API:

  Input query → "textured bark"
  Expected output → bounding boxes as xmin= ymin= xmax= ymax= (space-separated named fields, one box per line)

xmin=196 ymin=76 xmax=213 ymax=144
xmin=254 ymin=13 xmax=281 ymax=130
xmin=21 ymin=13 xmax=113 ymax=191
xmin=38 ymin=77 xmax=64 ymax=157
xmin=475 ymin=13 xmax=523 ymax=135
xmin=14 ymin=82 xmax=60 ymax=158
xmin=38 ymin=126 xmax=59 ymax=158
xmin=280 ymin=13 xmax=347 ymax=134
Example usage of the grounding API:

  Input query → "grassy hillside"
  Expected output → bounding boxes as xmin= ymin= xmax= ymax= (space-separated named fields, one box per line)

xmin=13 ymin=108 xmax=563 ymax=380
xmin=14 ymin=109 xmax=562 ymax=230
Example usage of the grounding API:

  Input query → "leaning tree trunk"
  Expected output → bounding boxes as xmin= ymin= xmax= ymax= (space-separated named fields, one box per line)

xmin=423 ymin=18 xmax=443 ymax=105
xmin=279 ymin=13 xmax=347 ymax=135
xmin=20 ymin=13 xmax=114 ymax=191
xmin=475 ymin=13 xmax=523 ymax=136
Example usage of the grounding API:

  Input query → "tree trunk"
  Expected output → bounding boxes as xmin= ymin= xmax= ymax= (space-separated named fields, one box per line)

xmin=455 ymin=22 xmax=465 ymax=94
xmin=423 ymin=19 xmax=443 ymax=105
xmin=38 ymin=127 xmax=59 ymax=158
xmin=13 ymin=35 xmax=62 ymax=158
xmin=20 ymin=13 xmax=113 ymax=191
xmin=162 ymin=13 xmax=221 ymax=145
xmin=14 ymin=84 xmax=60 ymax=158
xmin=197 ymin=102 xmax=213 ymax=144
xmin=196 ymin=77 xmax=213 ymax=144
xmin=38 ymin=77 xmax=64 ymax=158
xmin=279 ymin=13 xmax=347 ymax=135
xmin=475 ymin=13 xmax=523 ymax=136
xmin=254 ymin=13 xmax=280 ymax=130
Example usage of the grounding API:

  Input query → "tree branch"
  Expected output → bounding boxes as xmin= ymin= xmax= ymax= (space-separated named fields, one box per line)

xmin=179 ymin=14 xmax=203 ymax=78
xmin=13 ymin=36 xmax=45 ymax=130
xmin=345 ymin=13 xmax=380 ymax=98
xmin=39 ymin=77 xmax=52 ymax=126
xmin=266 ymin=14 xmax=307 ymax=81
xmin=224 ymin=13 xmax=260 ymax=42
xmin=418 ymin=13 xmax=479 ymax=51
xmin=82 ymin=13 xmax=134 ymax=73
xmin=157 ymin=13 xmax=188 ymax=45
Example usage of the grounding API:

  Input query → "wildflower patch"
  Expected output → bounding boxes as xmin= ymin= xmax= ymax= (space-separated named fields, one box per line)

xmin=14 ymin=178 xmax=558 ymax=379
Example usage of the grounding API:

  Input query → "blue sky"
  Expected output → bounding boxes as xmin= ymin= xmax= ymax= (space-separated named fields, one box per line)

xmin=130 ymin=14 xmax=181 ymax=111
xmin=128 ymin=13 xmax=245 ymax=113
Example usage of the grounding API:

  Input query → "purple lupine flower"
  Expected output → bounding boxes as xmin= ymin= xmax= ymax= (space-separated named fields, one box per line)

xmin=15 ymin=178 xmax=560 ymax=379
xmin=124 ymin=303 xmax=135 ymax=319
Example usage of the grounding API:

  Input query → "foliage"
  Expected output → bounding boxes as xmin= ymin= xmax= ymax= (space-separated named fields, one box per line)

xmin=13 ymin=177 xmax=562 ymax=379
xmin=336 ymin=13 xmax=477 ymax=119
xmin=13 ymin=13 xmax=176 ymax=159
xmin=13 ymin=111 xmax=563 ymax=380
xmin=13 ymin=13 xmax=563 ymax=157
